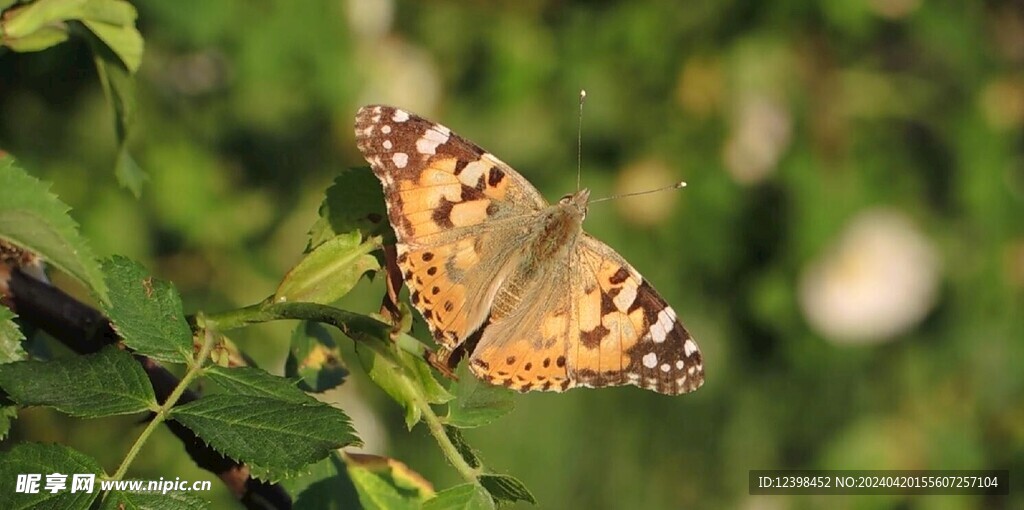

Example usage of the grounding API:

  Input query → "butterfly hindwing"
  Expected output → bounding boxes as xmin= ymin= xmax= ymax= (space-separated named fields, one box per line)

xmin=354 ymin=105 xmax=705 ymax=395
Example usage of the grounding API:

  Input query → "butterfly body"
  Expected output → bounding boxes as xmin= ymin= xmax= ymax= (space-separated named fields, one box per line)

xmin=355 ymin=105 xmax=704 ymax=395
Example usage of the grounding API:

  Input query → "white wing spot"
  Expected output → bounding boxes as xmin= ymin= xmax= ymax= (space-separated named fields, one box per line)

xmin=660 ymin=363 xmax=671 ymax=372
xmin=675 ymin=360 xmax=685 ymax=369
xmin=457 ymin=160 xmax=489 ymax=187
xmin=684 ymin=339 xmax=698 ymax=357
xmin=382 ymin=140 xmax=393 ymax=150
xmin=612 ymin=282 xmax=638 ymax=312
xmin=416 ymin=127 xmax=450 ymax=155
xmin=392 ymin=110 xmax=410 ymax=122
xmin=392 ymin=152 xmax=409 ymax=168
xmin=642 ymin=352 xmax=658 ymax=369
xmin=651 ymin=308 xmax=674 ymax=343
xmin=381 ymin=124 xmax=392 ymax=134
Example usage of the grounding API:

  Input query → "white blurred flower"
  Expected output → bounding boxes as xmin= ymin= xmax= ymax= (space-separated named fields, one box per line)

xmin=723 ymin=96 xmax=792 ymax=186
xmin=799 ymin=208 xmax=941 ymax=344
xmin=345 ymin=0 xmax=395 ymax=40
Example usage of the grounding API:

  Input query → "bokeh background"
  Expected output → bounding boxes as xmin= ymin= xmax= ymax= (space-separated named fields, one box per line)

xmin=2 ymin=1 xmax=1023 ymax=508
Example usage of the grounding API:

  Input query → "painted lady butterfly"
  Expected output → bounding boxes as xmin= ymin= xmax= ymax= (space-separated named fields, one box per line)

xmin=354 ymin=106 xmax=704 ymax=395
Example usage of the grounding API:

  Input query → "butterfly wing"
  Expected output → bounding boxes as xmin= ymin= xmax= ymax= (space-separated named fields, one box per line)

xmin=468 ymin=233 xmax=704 ymax=395
xmin=354 ymin=105 xmax=548 ymax=349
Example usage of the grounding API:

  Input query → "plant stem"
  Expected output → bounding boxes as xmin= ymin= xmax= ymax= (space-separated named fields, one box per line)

xmin=110 ymin=326 xmax=217 ymax=482
xmin=414 ymin=389 xmax=482 ymax=485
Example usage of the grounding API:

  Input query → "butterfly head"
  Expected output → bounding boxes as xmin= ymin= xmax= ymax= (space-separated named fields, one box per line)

xmin=558 ymin=188 xmax=591 ymax=221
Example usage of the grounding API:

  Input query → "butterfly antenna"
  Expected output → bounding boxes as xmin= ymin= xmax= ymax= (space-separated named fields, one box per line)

xmin=590 ymin=181 xmax=688 ymax=204
xmin=577 ymin=89 xmax=586 ymax=192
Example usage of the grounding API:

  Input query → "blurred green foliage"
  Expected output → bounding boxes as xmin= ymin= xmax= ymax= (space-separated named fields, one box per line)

xmin=1 ymin=0 xmax=1022 ymax=508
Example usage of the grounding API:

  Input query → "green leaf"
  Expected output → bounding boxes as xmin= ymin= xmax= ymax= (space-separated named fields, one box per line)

xmin=0 ymin=307 xmax=28 ymax=364
xmin=423 ymin=484 xmax=495 ymax=510
xmin=1 ymin=0 xmax=84 ymax=39
xmin=82 ymin=17 xmax=143 ymax=74
xmin=275 ymin=231 xmax=381 ymax=305
xmin=358 ymin=344 xmax=452 ymax=429
xmin=280 ymin=454 xmax=362 ymax=510
xmin=0 ymin=406 xmax=17 ymax=441
xmin=0 ymin=346 xmax=156 ymax=417
xmin=479 ymin=474 xmax=535 ymax=506
xmin=309 ymin=167 xmax=391 ymax=248
xmin=443 ymin=425 xmax=481 ymax=469
xmin=98 ymin=490 xmax=209 ymax=510
xmin=0 ymin=156 xmax=110 ymax=304
xmin=204 ymin=365 xmax=312 ymax=404
xmin=101 ymin=256 xmax=193 ymax=364
xmin=2 ymin=23 xmax=70 ymax=52
xmin=171 ymin=394 xmax=360 ymax=481
xmin=86 ymin=27 xmax=144 ymax=195
xmin=344 ymin=453 xmax=435 ymax=510
xmin=286 ymin=321 xmax=348 ymax=393
xmin=0 ymin=443 xmax=104 ymax=510
xmin=445 ymin=366 xmax=515 ymax=428
xmin=113 ymin=148 xmax=147 ymax=198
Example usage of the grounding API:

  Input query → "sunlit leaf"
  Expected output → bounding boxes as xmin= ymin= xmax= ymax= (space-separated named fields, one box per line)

xmin=309 ymin=168 xmax=391 ymax=248
xmin=275 ymin=231 xmax=381 ymax=305
xmin=344 ymin=453 xmax=434 ymax=510
xmin=358 ymin=344 xmax=452 ymax=429
xmin=0 ymin=307 xmax=27 ymax=364
xmin=286 ymin=321 xmax=348 ymax=393
xmin=0 ymin=157 xmax=109 ymax=303
xmin=101 ymin=256 xmax=193 ymax=364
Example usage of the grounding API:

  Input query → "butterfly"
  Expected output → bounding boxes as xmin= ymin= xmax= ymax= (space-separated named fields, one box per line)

xmin=354 ymin=105 xmax=704 ymax=395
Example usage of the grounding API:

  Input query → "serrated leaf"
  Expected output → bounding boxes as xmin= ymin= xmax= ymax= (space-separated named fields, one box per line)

xmin=0 ymin=307 xmax=28 ymax=363
xmin=281 ymin=454 xmax=362 ymax=510
xmin=204 ymin=365 xmax=312 ymax=404
xmin=445 ymin=366 xmax=514 ymax=429
xmin=0 ymin=157 xmax=110 ymax=304
xmin=344 ymin=453 xmax=434 ymax=510
xmin=479 ymin=474 xmax=535 ymax=506
xmin=0 ymin=443 xmax=104 ymax=510
xmin=101 ymin=256 xmax=193 ymax=364
xmin=358 ymin=344 xmax=452 ymax=429
xmin=443 ymin=425 xmax=481 ymax=469
xmin=0 ymin=406 xmax=18 ymax=441
xmin=423 ymin=484 xmax=494 ymax=510
xmin=0 ymin=346 xmax=156 ymax=417
xmin=98 ymin=490 xmax=209 ymax=510
xmin=286 ymin=321 xmax=348 ymax=393
xmin=3 ymin=23 xmax=70 ymax=52
xmin=275 ymin=231 xmax=381 ymax=305
xmin=309 ymin=168 xmax=391 ymax=248
xmin=171 ymin=394 xmax=359 ymax=481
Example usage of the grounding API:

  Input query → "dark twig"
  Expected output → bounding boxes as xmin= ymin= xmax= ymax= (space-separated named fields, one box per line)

xmin=1 ymin=267 xmax=292 ymax=510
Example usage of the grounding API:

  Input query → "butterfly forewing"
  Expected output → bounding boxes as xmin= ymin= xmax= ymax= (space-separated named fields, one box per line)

xmin=354 ymin=105 xmax=705 ymax=395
